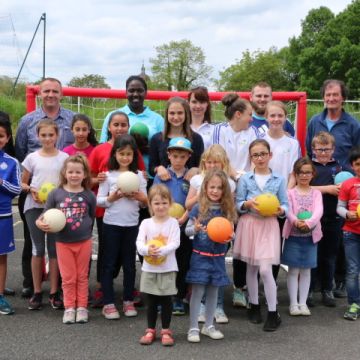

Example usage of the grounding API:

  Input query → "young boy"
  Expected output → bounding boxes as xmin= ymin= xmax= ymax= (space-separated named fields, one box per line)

xmin=310 ymin=131 xmax=342 ymax=307
xmin=337 ymin=146 xmax=360 ymax=320
xmin=153 ymin=137 xmax=192 ymax=315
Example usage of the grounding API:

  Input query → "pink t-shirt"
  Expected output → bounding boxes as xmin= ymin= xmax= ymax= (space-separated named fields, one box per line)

xmin=62 ymin=144 xmax=94 ymax=158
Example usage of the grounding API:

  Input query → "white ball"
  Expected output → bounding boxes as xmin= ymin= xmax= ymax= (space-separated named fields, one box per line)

xmin=116 ymin=171 xmax=140 ymax=193
xmin=43 ymin=209 xmax=66 ymax=233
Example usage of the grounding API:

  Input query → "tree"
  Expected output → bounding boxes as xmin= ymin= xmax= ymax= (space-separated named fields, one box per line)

xmin=149 ymin=39 xmax=212 ymax=90
xmin=67 ymin=74 xmax=110 ymax=89
xmin=216 ymin=48 xmax=292 ymax=91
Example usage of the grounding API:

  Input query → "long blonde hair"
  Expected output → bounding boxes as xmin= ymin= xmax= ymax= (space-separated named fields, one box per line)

xmin=198 ymin=169 xmax=237 ymax=223
xmin=199 ymin=144 xmax=231 ymax=176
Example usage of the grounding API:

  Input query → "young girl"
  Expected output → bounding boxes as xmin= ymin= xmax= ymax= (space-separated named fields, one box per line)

xmin=88 ymin=111 xmax=145 ymax=307
xmin=97 ymin=134 xmax=147 ymax=319
xmin=186 ymin=170 xmax=236 ymax=342
xmin=136 ymin=184 xmax=180 ymax=346
xmin=0 ymin=116 xmax=21 ymax=315
xmin=63 ymin=114 xmax=98 ymax=157
xmin=282 ymin=157 xmax=323 ymax=316
xmin=36 ymin=155 xmax=96 ymax=324
xmin=233 ymin=139 xmax=288 ymax=331
xmin=21 ymin=118 xmax=69 ymax=311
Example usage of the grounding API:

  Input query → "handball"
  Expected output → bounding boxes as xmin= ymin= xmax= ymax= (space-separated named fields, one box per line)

xmin=207 ymin=217 xmax=233 ymax=243
xmin=38 ymin=182 xmax=56 ymax=203
xmin=334 ymin=171 xmax=354 ymax=185
xmin=116 ymin=171 xmax=140 ymax=193
xmin=130 ymin=122 xmax=149 ymax=138
xmin=297 ymin=211 xmax=312 ymax=220
xmin=43 ymin=209 xmax=66 ymax=233
xmin=255 ymin=193 xmax=280 ymax=217
xmin=168 ymin=203 xmax=185 ymax=219
xmin=144 ymin=238 xmax=166 ymax=266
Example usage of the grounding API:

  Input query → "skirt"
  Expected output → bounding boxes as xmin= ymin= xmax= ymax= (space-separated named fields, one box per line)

xmin=140 ymin=271 xmax=177 ymax=296
xmin=233 ymin=214 xmax=280 ymax=266
xmin=0 ymin=216 xmax=15 ymax=255
xmin=281 ymin=235 xmax=317 ymax=268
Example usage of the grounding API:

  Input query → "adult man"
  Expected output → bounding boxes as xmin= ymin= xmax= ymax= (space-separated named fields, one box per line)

xmin=15 ymin=77 xmax=74 ymax=298
xmin=250 ymin=82 xmax=295 ymax=137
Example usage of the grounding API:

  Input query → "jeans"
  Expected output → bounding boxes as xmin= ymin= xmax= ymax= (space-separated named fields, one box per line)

xmin=101 ymin=223 xmax=138 ymax=304
xmin=343 ymin=231 xmax=360 ymax=305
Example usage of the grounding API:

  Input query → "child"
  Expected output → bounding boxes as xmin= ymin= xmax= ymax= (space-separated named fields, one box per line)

xmin=282 ymin=158 xmax=323 ymax=316
xmin=0 ymin=116 xmax=21 ymax=315
xmin=337 ymin=146 xmax=360 ymax=320
xmin=21 ymin=118 xmax=69 ymax=310
xmin=63 ymin=114 xmax=98 ymax=157
xmin=153 ymin=137 xmax=192 ymax=315
xmin=185 ymin=144 xmax=235 ymax=324
xmin=233 ymin=139 xmax=288 ymax=331
xmin=136 ymin=184 xmax=180 ymax=346
xmin=309 ymin=131 xmax=342 ymax=307
xmin=36 ymin=155 xmax=96 ymax=324
xmin=97 ymin=134 xmax=147 ymax=319
xmin=186 ymin=169 xmax=236 ymax=343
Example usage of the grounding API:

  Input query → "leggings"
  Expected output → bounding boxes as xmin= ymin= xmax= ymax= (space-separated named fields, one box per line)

xmin=146 ymin=294 xmax=172 ymax=329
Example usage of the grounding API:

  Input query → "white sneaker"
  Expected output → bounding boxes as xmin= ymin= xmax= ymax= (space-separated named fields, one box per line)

xmin=76 ymin=307 xmax=89 ymax=323
xmin=63 ymin=308 xmax=76 ymax=324
xmin=215 ymin=307 xmax=229 ymax=324
xmin=289 ymin=305 xmax=301 ymax=316
xmin=187 ymin=328 xmax=200 ymax=343
xmin=299 ymin=304 xmax=311 ymax=316
xmin=201 ymin=325 xmax=224 ymax=340
xmin=198 ymin=303 xmax=206 ymax=323
xmin=102 ymin=304 xmax=120 ymax=320
xmin=123 ymin=301 xmax=138 ymax=317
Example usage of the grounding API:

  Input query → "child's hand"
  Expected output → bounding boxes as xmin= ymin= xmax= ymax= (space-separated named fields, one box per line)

xmin=346 ymin=210 xmax=358 ymax=221
xmin=244 ymin=198 xmax=259 ymax=213
xmin=21 ymin=183 xmax=30 ymax=192
xmin=156 ymin=166 xmax=171 ymax=181
xmin=30 ymin=188 xmax=42 ymax=204
xmin=274 ymin=207 xmax=285 ymax=217
xmin=107 ymin=189 xmax=124 ymax=202
xmin=35 ymin=216 xmax=51 ymax=232
xmin=223 ymin=232 xmax=235 ymax=243
xmin=177 ymin=212 xmax=189 ymax=226
xmin=97 ymin=172 xmax=107 ymax=184
xmin=326 ymin=184 xmax=340 ymax=196
xmin=295 ymin=220 xmax=310 ymax=232
xmin=148 ymin=243 xmax=161 ymax=256
xmin=194 ymin=218 xmax=206 ymax=233
xmin=184 ymin=167 xmax=199 ymax=182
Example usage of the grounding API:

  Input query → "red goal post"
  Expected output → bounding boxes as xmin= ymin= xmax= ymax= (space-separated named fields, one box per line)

xmin=26 ymin=86 xmax=307 ymax=154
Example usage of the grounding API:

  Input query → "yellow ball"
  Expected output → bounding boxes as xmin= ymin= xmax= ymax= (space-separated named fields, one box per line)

xmin=116 ymin=171 xmax=140 ymax=193
xmin=38 ymin=182 xmax=56 ymax=203
xmin=43 ymin=209 xmax=66 ymax=233
xmin=255 ymin=193 xmax=280 ymax=217
xmin=144 ymin=239 xmax=166 ymax=266
xmin=168 ymin=203 xmax=185 ymax=219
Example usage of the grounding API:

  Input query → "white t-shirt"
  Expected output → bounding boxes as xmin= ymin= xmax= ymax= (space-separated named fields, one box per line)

xmin=213 ymin=122 xmax=259 ymax=172
xmin=136 ymin=217 xmax=180 ymax=273
xmin=190 ymin=173 xmax=236 ymax=193
xmin=264 ymin=132 xmax=301 ymax=182
xmin=191 ymin=122 xmax=214 ymax=150
xmin=97 ymin=170 xmax=147 ymax=226
xmin=22 ymin=150 xmax=69 ymax=213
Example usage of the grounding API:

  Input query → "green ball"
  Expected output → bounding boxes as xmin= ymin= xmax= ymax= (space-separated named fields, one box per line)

xmin=130 ymin=122 xmax=149 ymax=138
xmin=297 ymin=211 xmax=312 ymax=220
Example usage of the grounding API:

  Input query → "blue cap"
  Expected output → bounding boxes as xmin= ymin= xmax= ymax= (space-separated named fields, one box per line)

xmin=167 ymin=137 xmax=193 ymax=153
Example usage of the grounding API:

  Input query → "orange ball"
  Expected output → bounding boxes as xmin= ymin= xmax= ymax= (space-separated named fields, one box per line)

xmin=207 ymin=217 xmax=233 ymax=243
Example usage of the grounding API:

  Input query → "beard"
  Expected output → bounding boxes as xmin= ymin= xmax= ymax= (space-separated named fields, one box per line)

xmin=251 ymin=102 xmax=266 ymax=116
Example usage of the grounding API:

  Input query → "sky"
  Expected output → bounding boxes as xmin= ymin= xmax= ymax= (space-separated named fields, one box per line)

xmin=0 ymin=0 xmax=352 ymax=89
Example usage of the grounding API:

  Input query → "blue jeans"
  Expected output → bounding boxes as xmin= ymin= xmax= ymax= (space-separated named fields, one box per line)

xmin=101 ymin=223 xmax=138 ymax=304
xmin=343 ymin=231 xmax=360 ymax=305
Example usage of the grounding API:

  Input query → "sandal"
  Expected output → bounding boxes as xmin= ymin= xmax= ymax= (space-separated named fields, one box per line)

xmin=160 ymin=329 xmax=174 ymax=346
xmin=139 ymin=328 xmax=156 ymax=345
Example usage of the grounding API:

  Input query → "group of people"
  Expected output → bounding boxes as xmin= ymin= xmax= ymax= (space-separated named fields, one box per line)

xmin=0 ymin=76 xmax=360 ymax=347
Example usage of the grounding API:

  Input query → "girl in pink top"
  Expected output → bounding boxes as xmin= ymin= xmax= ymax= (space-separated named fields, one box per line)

xmin=282 ymin=157 xmax=323 ymax=317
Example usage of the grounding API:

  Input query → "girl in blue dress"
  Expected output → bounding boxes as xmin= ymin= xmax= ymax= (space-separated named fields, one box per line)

xmin=185 ymin=169 xmax=237 ymax=343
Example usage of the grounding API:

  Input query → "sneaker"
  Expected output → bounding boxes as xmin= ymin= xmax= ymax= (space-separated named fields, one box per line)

xmin=49 ymin=292 xmax=64 ymax=310
xmin=123 ymin=301 xmax=138 ymax=317
xmin=28 ymin=292 xmax=43 ymax=310
xmin=215 ymin=307 xmax=229 ymax=324
xmin=76 ymin=307 xmax=89 ymax=323
xmin=102 ymin=304 xmax=120 ymax=320
xmin=233 ymin=287 xmax=247 ymax=308
xmin=187 ymin=328 xmax=200 ymax=343
xmin=263 ymin=311 xmax=281 ymax=331
xmin=91 ymin=289 xmax=104 ymax=308
xmin=198 ymin=302 xmax=206 ymax=323
xmin=289 ymin=304 xmax=301 ymax=316
xmin=201 ymin=325 xmax=224 ymax=340
xmin=172 ymin=299 xmax=186 ymax=315
xmin=63 ymin=308 xmax=76 ymax=324
xmin=322 ymin=290 xmax=336 ymax=307
xmin=344 ymin=303 xmax=360 ymax=321
xmin=4 ymin=288 xmax=15 ymax=296
xmin=306 ymin=291 xmax=315 ymax=308
xmin=299 ymin=304 xmax=311 ymax=316
xmin=334 ymin=282 xmax=347 ymax=298
xmin=0 ymin=295 xmax=14 ymax=315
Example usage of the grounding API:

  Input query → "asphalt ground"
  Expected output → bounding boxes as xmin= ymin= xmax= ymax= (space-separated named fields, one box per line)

xmin=0 ymin=207 xmax=359 ymax=360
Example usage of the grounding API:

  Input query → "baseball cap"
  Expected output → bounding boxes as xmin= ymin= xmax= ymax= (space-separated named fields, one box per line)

xmin=167 ymin=137 xmax=193 ymax=153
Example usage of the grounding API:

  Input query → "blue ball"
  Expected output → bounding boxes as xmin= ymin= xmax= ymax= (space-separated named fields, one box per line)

xmin=334 ymin=171 xmax=354 ymax=185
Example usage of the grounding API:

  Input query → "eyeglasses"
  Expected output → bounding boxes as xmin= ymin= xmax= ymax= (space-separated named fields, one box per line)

xmin=313 ymin=148 xmax=333 ymax=153
xmin=250 ymin=152 xmax=269 ymax=159
xmin=298 ymin=171 xmax=313 ymax=176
